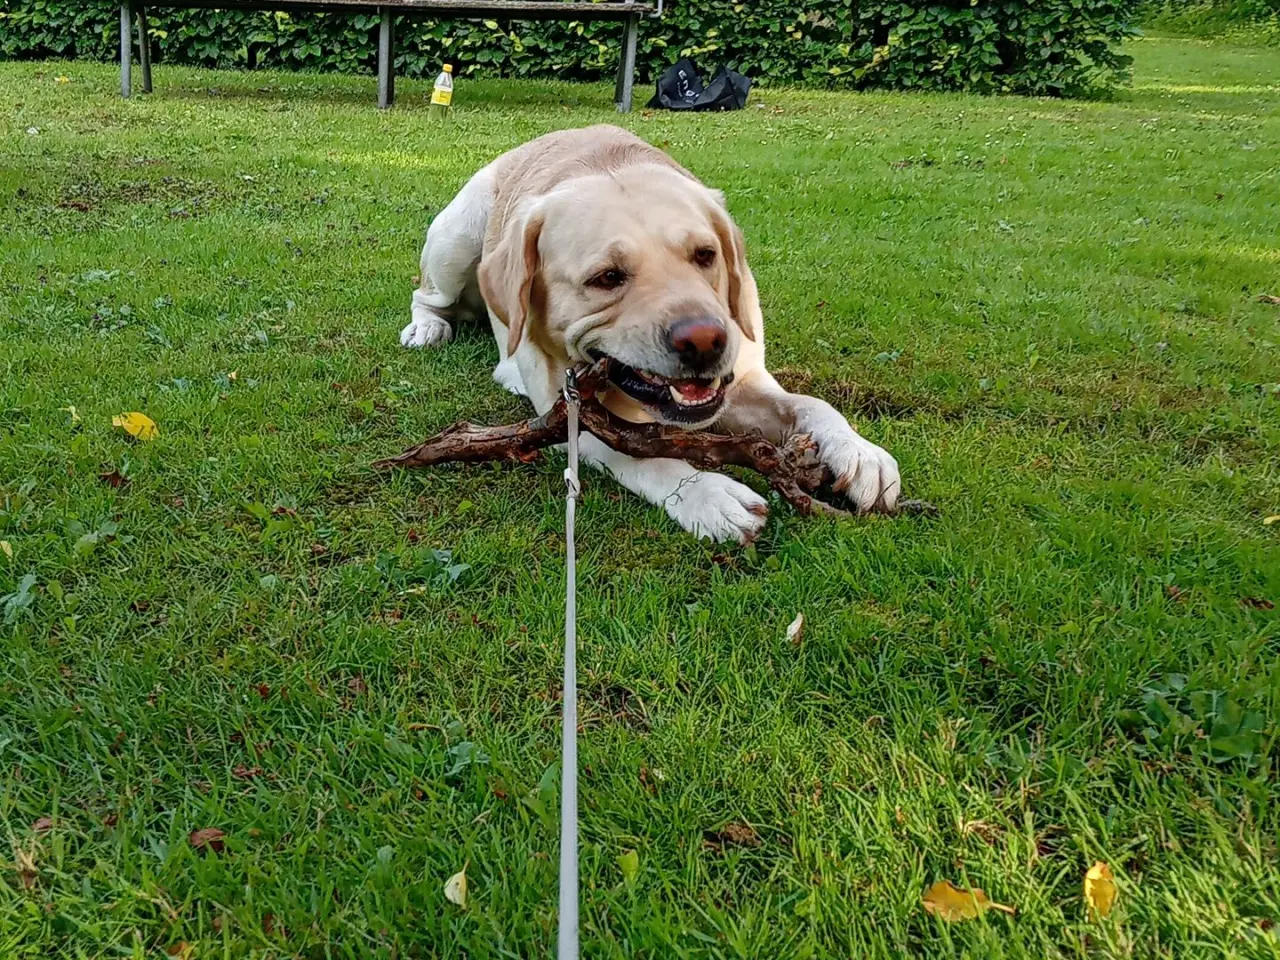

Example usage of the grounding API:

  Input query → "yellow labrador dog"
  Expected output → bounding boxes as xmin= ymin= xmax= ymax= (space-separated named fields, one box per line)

xmin=402 ymin=125 xmax=900 ymax=542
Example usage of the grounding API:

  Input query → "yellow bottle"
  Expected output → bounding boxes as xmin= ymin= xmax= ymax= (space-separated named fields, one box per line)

xmin=431 ymin=64 xmax=454 ymax=117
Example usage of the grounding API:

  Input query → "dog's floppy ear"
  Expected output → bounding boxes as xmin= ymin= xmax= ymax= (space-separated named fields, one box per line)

xmin=708 ymin=198 xmax=756 ymax=343
xmin=478 ymin=203 xmax=545 ymax=358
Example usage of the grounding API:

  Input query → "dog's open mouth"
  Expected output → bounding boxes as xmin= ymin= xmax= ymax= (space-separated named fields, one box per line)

xmin=600 ymin=358 xmax=731 ymax=424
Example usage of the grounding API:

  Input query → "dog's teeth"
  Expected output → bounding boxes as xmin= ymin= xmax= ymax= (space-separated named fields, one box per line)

xmin=668 ymin=379 xmax=723 ymax=407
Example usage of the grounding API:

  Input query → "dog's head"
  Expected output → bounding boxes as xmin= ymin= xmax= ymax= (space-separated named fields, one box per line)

xmin=477 ymin=164 xmax=754 ymax=427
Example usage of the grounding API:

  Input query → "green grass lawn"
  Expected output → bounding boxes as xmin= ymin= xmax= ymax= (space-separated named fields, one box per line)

xmin=2 ymin=36 xmax=1279 ymax=958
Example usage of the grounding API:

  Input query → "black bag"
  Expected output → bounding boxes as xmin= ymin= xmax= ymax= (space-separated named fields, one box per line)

xmin=647 ymin=58 xmax=750 ymax=112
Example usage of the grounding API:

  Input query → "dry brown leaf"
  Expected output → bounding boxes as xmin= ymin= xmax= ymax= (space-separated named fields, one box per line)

xmin=165 ymin=943 xmax=194 ymax=960
xmin=112 ymin=411 xmax=159 ymax=441
xmin=1084 ymin=861 xmax=1117 ymax=918
xmin=188 ymin=827 xmax=225 ymax=854
xmin=960 ymin=819 xmax=1001 ymax=844
xmin=1241 ymin=596 xmax=1274 ymax=611
xmin=262 ymin=912 xmax=285 ymax=937
xmin=720 ymin=822 xmax=759 ymax=846
xmin=31 ymin=817 xmax=53 ymax=834
xmin=444 ymin=862 xmax=469 ymax=907
xmin=922 ymin=879 xmax=1015 ymax=921
xmin=706 ymin=822 xmax=760 ymax=849
xmin=1257 ymin=294 xmax=1280 ymax=306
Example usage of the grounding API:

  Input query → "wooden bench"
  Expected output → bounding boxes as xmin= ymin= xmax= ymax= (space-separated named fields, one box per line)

xmin=117 ymin=0 xmax=659 ymax=111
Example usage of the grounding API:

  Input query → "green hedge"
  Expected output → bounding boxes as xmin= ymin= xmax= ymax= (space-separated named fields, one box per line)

xmin=0 ymin=0 xmax=1138 ymax=96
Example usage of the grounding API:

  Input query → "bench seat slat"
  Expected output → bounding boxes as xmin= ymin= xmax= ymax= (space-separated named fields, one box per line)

xmin=147 ymin=0 xmax=655 ymax=18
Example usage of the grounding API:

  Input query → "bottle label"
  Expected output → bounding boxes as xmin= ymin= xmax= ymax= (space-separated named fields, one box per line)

xmin=431 ymin=87 xmax=452 ymax=106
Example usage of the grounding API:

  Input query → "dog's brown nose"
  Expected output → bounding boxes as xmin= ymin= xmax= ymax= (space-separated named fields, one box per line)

xmin=668 ymin=316 xmax=727 ymax=365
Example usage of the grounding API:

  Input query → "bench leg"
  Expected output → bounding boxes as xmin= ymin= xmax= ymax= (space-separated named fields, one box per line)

xmin=137 ymin=5 xmax=152 ymax=94
xmin=614 ymin=13 xmax=639 ymax=112
xmin=120 ymin=1 xmax=132 ymax=98
xmin=377 ymin=7 xmax=395 ymax=109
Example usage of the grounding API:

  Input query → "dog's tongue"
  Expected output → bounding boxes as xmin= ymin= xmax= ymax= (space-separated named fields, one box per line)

xmin=671 ymin=378 xmax=716 ymax=403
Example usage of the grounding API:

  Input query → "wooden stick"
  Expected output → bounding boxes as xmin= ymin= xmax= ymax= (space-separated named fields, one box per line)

xmin=374 ymin=402 xmax=570 ymax=469
xmin=374 ymin=364 xmax=936 ymax=519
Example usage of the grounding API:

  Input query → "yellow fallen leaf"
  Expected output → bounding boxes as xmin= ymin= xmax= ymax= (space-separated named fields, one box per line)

xmin=444 ymin=862 xmax=468 ymax=907
xmin=113 ymin=412 xmax=158 ymax=441
xmin=1084 ymin=861 xmax=1116 ymax=919
xmin=786 ymin=612 xmax=805 ymax=644
xmin=62 ymin=405 xmax=81 ymax=424
xmin=1264 ymin=515 xmax=1280 ymax=526
xmin=0 ymin=541 xmax=11 ymax=560
xmin=55 ymin=76 xmax=71 ymax=84
xmin=618 ymin=849 xmax=639 ymax=884
xmin=922 ymin=879 xmax=1015 ymax=921
xmin=15 ymin=845 xmax=37 ymax=874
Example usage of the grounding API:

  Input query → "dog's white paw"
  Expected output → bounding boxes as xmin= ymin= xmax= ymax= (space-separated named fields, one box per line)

xmin=815 ymin=429 xmax=901 ymax=513
xmin=664 ymin=472 xmax=768 ymax=544
xmin=400 ymin=315 xmax=453 ymax=348
xmin=492 ymin=357 xmax=528 ymax=397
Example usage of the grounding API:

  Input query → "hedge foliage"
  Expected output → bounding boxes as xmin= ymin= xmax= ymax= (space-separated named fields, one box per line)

xmin=1 ymin=0 xmax=1138 ymax=96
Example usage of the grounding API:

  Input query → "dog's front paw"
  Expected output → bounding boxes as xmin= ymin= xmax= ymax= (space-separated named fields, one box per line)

xmin=664 ymin=472 xmax=768 ymax=544
xmin=816 ymin=430 xmax=901 ymax=513
xmin=400 ymin=315 xmax=453 ymax=348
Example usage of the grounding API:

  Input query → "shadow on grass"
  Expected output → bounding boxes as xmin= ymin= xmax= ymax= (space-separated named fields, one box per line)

xmin=1119 ymin=37 xmax=1280 ymax=114
xmin=145 ymin=66 xmax=624 ymax=112
xmin=1121 ymin=81 xmax=1280 ymax=116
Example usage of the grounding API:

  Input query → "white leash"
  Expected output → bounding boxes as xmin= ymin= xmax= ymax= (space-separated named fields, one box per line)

xmin=558 ymin=369 xmax=581 ymax=959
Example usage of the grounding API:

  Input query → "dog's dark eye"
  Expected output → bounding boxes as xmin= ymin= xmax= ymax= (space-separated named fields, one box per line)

xmin=693 ymin=246 xmax=717 ymax=268
xmin=587 ymin=268 xmax=628 ymax=291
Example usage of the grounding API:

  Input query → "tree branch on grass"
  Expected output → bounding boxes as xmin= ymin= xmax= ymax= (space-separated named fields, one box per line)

xmin=374 ymin=363 xmax=937 ymax=519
